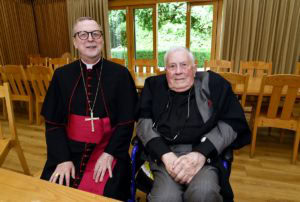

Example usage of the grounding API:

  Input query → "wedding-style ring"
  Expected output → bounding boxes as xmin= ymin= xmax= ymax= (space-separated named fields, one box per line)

xmin=55 ymin=173 xmax=59 ymax=177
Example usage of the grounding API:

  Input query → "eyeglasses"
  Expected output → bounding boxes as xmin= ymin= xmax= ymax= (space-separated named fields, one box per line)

xmin=74 ymin=30 xmax=103 ymax=40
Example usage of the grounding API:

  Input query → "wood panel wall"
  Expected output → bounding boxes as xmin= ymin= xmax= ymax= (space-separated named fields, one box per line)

xmin=0 ymin=0 xmax=39 ymax=65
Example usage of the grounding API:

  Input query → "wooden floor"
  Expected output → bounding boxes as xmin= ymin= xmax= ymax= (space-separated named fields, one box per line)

xmin=1 ymin=109 xmax=300 ymax=202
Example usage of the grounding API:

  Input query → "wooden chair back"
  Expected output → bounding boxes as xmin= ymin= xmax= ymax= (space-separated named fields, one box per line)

xmin=251 ymin=74 xmax=300 ymax=163
xmin=27 ymin=66 xmax=52 ymax=124
xmin=61 ymin=52 xmax=72 ymax=62
xmin=0 ymin=82 xmax=30 ymax=174
xmin=256 ymin=75 xmax=300 ymax=120
xmin=110 ymin=58 xmax=126 ymax=66
xmin=29 ymin=56 xmax=48 ymax=66
xmin=295 ymin=62 xmax=300 ymax=75
xmin=240 ymin=61 xmax=272 ymax=77
xmin=1 ymin=65 xmax=33 ymax=123
xmin=133 ymin=59 xmax=158 ymax=74
xmin=219 ymin=72 xmax=249 ymax=108
xmin=204 ymin=60 xmax=232 ymax=72
xmin=48 ymin=57 xmax=69 ymax=72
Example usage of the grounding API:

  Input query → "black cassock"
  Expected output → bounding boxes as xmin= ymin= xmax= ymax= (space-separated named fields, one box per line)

xmin=40 ymin=59 xmax=138 ymax=201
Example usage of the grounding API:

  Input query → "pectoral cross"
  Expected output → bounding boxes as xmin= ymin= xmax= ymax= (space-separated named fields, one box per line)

xmin=85 ymin=111 xmax=99 ymax=132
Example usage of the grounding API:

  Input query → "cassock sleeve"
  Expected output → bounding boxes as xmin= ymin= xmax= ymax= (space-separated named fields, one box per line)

xmin=104 ymin=68 xmax=138 ymax=160
xmin=136 ymin=78 xmax=171 ymax=160
xmin=41 ymin=70 xmax=70 ymax=165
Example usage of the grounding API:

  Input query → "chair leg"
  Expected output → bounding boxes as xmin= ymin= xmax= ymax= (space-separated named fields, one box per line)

xmin=250 ymin=121 xmax=259 ymax=158
xmin=14 ymin=141 xmax=30 ymax=175
xmin=279 ymin=129 xmax=285 ymax=143
xmin=2 ymin=98 xmax=7 ymax=119
xmin=292 ymin=127 xmax=300 ymax=164
xmin=35 ymin=102 xmax=40 ymax=125
xmin=28 ymin=99 xmax=33 ymax=124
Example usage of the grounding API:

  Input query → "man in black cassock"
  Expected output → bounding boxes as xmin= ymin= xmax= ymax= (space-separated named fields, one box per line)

xmin=40 ymin=17 xmax=138 ymax=201
xmin=137 ymin=47 xmax=251 ymax=202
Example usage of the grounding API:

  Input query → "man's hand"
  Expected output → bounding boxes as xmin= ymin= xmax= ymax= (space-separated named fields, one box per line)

xmin=161 ymin=152 xmax=178 ymax=178
xmin=172 ymin=152 xmax=206 ymax=184
xmin=49 ymin=161 xmax=75 ymax=186
xmin=93 ymin=152 xmax=114 ymax=183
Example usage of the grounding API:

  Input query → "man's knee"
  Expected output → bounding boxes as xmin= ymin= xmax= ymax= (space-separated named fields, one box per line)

xmin=148 ymin=189 xmax=182 ymax=202
xmin=184 ymin=166 xmax=222 ymax=202
xmin=184 ymin=181 xmax=222 ymax=202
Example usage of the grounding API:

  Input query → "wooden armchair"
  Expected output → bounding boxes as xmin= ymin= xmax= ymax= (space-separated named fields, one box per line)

xmin=204 ymin=60 xmax=232 ymax=72
xmin=250 ymin=75 xmax=300 ymax=164
xmin=219 ymin=72 xmax=249 ymax=108
xmin=27 ymin=66 xmax=52 ymax=125
xmin=1 ymin=65 xmax=33 ymax=123
xmin=110 ymin=58 xmax=126 ymax=66
xmin=240 ymin=61 xmax=272 ymax=77
xmin=0 ymin=83 xmax=30 ymax=175
xmin=48 ymin=57 xmax=69 ymax=73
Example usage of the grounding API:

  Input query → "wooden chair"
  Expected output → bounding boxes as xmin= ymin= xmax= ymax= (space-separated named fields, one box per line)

xmin=27 ymin=66 xmax=52 ymax=125
xmin=219 ymin=72 xmax=249 ymax=108
xmin=295 ymin=62 xmax=300 ymax=75
xmin=133 ymin=59 xmax=159 ymax=74
xmin=239 ymin=61 xmax=272 ymax=77
xmin=1 ymin=65 xmax=34 ymax=124
xmin=250 ymin=75 xmax=300 ymax=164
xmin=29 ymin=56 xmax=48 ymax=67
xmin=204 ymin=60 xmax=232 ymax=72
xmin=0 ymin=66 xmax=7 ymax=119
xmin=48 ymin=57 xmax=69 ymax=73
xmin=0 ymin=82 xmax=30 ymax=175
xmin=110 ymin=58 xmax=126 ymax=66
xmin=61 ymin=52 xmax=72 ymax=62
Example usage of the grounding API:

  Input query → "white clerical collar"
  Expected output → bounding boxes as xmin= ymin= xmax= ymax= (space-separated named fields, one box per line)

xmin=81 ymin=58 xmax=101 ymax=70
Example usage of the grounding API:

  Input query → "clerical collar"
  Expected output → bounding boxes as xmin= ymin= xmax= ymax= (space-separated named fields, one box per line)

xmin=81 ymin=58 xmax=101 ymax=70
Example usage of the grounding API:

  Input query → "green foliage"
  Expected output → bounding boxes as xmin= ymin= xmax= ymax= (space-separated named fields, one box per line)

xmin=111 ymin=49 xmax=210 ymax=68
xmin=109 ymin=3 xmax=213 ymax=66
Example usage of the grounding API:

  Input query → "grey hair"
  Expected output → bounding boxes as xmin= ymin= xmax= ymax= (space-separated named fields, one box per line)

xmin=164 ymin=46 xmax=195 ymax=65
xmin=72 ymin=17 xmax=101 ymax=36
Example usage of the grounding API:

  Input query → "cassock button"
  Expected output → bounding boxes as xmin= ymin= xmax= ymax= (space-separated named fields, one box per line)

xmin=87 ymin=77 xmax=92 ymax=80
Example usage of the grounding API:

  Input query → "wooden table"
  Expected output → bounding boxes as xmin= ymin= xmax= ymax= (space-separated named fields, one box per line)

xmin=0 ymin=168 xmax=119 ymax=202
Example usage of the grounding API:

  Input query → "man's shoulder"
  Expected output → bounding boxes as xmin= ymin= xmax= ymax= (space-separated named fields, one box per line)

xmin=206 ymin=71 xmax=230 ymax=86
xmin=54 ymin=60 xmax=79 ymax=75
xmin=146 ymin=74 xmax=166 ymax=84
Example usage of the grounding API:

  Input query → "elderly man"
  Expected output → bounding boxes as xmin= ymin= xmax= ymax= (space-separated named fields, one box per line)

xmin=40 ymin=17 xmax=138 ymax=201
xmin=137 ymin=47 xmax=250 ymax=202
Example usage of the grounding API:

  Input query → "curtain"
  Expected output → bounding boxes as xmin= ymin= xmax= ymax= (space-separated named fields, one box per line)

xmin=220 ymin=0 xmax=300 ymax=73
xmin=32 ymin=0 xmax=70 ymax=58
xmin=66 ymin=0 xmax=111 ymax=58
xmin=0 ymin=0 xmax=39 ymax=65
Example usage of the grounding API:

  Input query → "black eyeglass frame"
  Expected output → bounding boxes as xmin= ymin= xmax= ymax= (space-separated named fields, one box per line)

xmin=73 ymin=30 xmax=103 ymax=40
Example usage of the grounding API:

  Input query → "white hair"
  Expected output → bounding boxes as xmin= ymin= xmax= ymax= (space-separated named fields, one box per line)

xmin=164 ymin=46 xmax=195 ymax=66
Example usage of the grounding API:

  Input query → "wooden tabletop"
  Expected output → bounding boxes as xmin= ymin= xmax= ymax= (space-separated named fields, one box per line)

xmin=0 ymin=168 xmax=120 ymax=202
